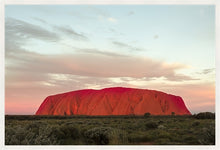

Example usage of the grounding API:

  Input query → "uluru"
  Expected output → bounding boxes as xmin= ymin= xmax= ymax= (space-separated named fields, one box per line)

xmin=36 ymin=87 xmax=191 ymax=116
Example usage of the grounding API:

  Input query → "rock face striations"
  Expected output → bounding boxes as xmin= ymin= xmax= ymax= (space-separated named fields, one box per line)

xmin=36 ymin=87 xmax=191 ymax=116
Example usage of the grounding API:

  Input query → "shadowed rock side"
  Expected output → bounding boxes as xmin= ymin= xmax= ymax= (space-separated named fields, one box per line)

xmin=35 ymin=87 xmax=191 ymax=116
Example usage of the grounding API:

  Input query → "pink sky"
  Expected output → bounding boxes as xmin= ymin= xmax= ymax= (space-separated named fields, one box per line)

xmin=5 ymin=54 xmax=215 ymax=114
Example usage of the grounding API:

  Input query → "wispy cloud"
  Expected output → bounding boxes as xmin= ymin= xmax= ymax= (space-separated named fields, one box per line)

xmin=53 ymin=25 xmax=88 ymax=41
xmin=5 ymin=17 xmax=60 ymax=42
xmin=127 ymin=11 xmax=135 ymax=16
xmin=61 ymin=43 xmax=127 ymax=57
xmin=112 ymin=41 xmax=143 ymax=52
xmin=201 ymin=68 xmax=215 ymax=74
xmin=154 ymin=35 xmax=159 ymax=39
xmin=6 ymin=46 xmax=193 ymax=81
xmin=5 ymin=17 xmax=89 ymax=46
xmin=32 ymin=17 xmax=48 ymax=24
xmin=77 ymin=48 xmax=128 ymax=57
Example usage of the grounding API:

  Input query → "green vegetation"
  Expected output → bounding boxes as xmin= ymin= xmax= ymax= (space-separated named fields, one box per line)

xmin=144 ymin=112 xmax=151 ymax=118
xmin=5 ymin=113 xmax=215 ymax=145
xmin=194 ymin=112 xmax=215 ymax=119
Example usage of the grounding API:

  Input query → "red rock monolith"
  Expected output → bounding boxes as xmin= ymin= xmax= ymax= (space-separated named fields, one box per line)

xmin=35 ymin=87 xmax=191 ymax=115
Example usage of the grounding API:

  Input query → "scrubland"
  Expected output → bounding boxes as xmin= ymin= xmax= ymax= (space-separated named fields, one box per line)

xmin=5 ymin=112 xmax=215 ymax=145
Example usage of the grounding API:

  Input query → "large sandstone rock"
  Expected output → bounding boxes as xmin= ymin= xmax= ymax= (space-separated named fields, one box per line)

xmin=35 ymin=87 xmax=191 ymax=115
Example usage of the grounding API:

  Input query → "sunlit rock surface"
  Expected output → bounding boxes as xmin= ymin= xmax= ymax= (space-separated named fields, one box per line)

xmin=36 ymin=87 xmax=191 ymax=116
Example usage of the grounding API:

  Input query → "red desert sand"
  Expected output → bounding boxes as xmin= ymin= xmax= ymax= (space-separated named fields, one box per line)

xmin=36 ymin=87 xmax=191 ymax=116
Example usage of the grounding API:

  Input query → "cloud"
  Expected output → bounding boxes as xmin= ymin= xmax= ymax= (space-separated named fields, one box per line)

xmin=53 ymin=25 xmax=88 ymax=41
xmin=5 ymin=66 xmax=214 ymax=115
xmin=127 ymin=11 xmax=135 ymax=16
xmin=107 ymin=17 xmax=117 ymax=23
xmin=108 ymin=28 xmax=125 ymax=37
xmin=5 ymin=17 xmax=60 ymax=42
xmin=6 ymin=47 xmax=193 ymax=81
xmin=201 ymin=68 xmax=215 ymax=74
xmin=154 ymin=35 xmax=159 ymax=39
xmin=112 ymin=41 xmax=143 ymax=52
xmin=76 ymin=48 xmax=128 ymax=57
xmin=32 ymin=17 xmax=48 ymax=24
xmin=61 ymin=43 xmax=128 ymax=57
xmin=5 ymin=17 xmax=88 ymax=49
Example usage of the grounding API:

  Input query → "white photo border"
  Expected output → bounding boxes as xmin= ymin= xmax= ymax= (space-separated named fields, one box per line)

xmin=0 ymin=0 xmax=219 ymax=150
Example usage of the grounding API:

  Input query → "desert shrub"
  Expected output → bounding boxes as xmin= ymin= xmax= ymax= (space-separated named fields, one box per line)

xmin=15 ymin=126 xmax=27 ymax=142
xmin=6 ymin=124 xmax=60 ymax=145
xmin=24 ymin=131 xmax=37 ymax=144
xmin=76 ymin=121 xmax=83 ymax=124
xmin=144 ymin=113 xmax=151 ymax=118
xmin=6 ymin=126 xmax=27 ymax=145
xmin=157 ymin=130 xmax=171 ymax=139
xmin=26 ymin=122 xmax=39 ymax=129
xmin=48 ymin=124 xmax=80 ymax=144
xmin=5 ymin=127 xmax=16 ymax=144
xmin=192 ymin=121 xmax=200 ymax=127
xmin=127 ymin=124 xmax=139 ymax=131
xmin=8 ymin=135 xmax=20 ymax=145
xmin=64 ymin=121 xmax=75 ymax=126
xmin=171 ymin=112 xmax=175 ymax=116
xmin=145 ymin=121 xmax=158 ymax=130
xmin=33 ymin=125 xmax=58 ymax=145
xmin=6 ymin=125 xmax=40 ymax=145
xmin=84 ymin=127 xmax=112 ymax=144
xmin=198 ymin=124 xmax=215 ymax=145
xmin=50 ymin=126 xmax=66 ymax=140
xmin=26 ymin=122 xmax=40 ymax=135
xmin=128 ymin=133 xmax=150 ymax=143
xmin=60 ymin=124 xmax=80 ymax=140
xmin=183 ymin=135 xmax=198 ymax=144
xmin=146 ymin=130 xmax=161 ymax=141
xmin=84 ymin=127 xmax=127 ymax=145
xmin=158 ymin=125 xmax=166 ymax=130
xmin=156 ymin=138 xmax=171 ymax=144
xmin=158 ymin=120 xmax=164 ymax=124
xmin=194 ymin=112 xmax=215 ymax=119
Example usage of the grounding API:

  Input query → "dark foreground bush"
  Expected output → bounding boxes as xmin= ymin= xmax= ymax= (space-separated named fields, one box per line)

xmin=5 ymin=123 xmax=80 ymax=145
xmin=84 ymin=127 xmax=127 ymax=145
xmin=198 ymin=124 xmax=215 ymax=145
xmin=5 ymin=125 xmax=58 ymax=145
xmin=144 ymin=113 xmax=151 ymax=118
xmin=145 ymin=121 xmax=158 ymax=129
xmin=192 ymin=121 xmax=200 ymax=127
xmin=194 ymin=112 xmax=215 ymax=119
xmin=60 ymin=124 xmax=79 ymax=140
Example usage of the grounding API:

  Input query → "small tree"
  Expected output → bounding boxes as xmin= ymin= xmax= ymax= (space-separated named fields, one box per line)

xmin=144 ymin=112 xmax=151 ymax=118
xmin=194 ymin=112 xmax=215 ymax=119
xmin=171 ymin=112 xmax=175 ymax=116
